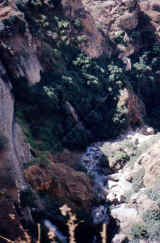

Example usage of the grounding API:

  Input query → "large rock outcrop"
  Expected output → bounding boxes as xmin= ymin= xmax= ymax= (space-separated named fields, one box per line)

xmin=61 ymin=0 xmax=107 ymax=57
xmin=0 ymin=61 xmax=31 ymax=191
xmin=25 ymin=163 xmax=94 ymax=213
xmin=116 ymin=87 xmax=145 ymax=130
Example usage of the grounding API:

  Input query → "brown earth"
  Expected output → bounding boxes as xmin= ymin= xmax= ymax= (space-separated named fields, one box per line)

xmin=25 ymin=163 xmax=94 ymax=213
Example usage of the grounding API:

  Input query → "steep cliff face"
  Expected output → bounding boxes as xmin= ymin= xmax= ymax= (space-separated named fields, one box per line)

xmin=61 ymin=0 xmax=108 ymax=57
xmin=82 ymin=0 xmax=140 ymax=58
xmin=0 ymin=60 xmax=33 ymax=242
xmin=0 ymin=0 xmax=109 ymax=239
xmin=0 ymin=60 xmax=31 ymax=191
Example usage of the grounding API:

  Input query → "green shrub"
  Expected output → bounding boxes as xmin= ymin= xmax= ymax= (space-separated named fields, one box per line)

xmin=13 ymin=0 xmax=134 ymax=155
xmin=131 ymin=224 xmax=148 ymax=239
xmin=143 ymin=209 xmax=160 ymax=223
xmin=114 ymin=31 xmax=126 ymax=45
xmin=111 ymin=150 xmax=130 ymax=169
xmin=131 ymin=208 xmax=160 ymax=240
xmin=142 ymin=209 xmax=160 ymax=240
xmin=24 ymin=151 xmax=51 ymax=169
xmin=147 ymin=186 xmax=160 ymax=205
xmin=132 ymin=168 xmax=145 ymax=193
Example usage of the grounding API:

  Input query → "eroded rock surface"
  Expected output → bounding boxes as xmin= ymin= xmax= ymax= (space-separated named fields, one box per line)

xmin=62 ymin=0 xmax=107 ymax=57
xmin=25 ymin=163 xmax=94 ymax=213
xmin=0 ymin=61 xmax=30 ymax=191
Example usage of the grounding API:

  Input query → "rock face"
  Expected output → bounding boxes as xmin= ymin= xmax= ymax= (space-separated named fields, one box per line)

xmin=0 ymin=0 xmax=111 ymax=240
xmin=0 ymin=61 xmax=31 ymax=191
xmin=25 ymin=163 xmax=94 ymax=213
xmin=139 ymin=0 xmax=160 ymax=35
xmin=3 ymin=36 xmax=43 ymax=84
xmin=117 ymin=88 xmax=146 ymax=128
xmin=82 ymin=0 xmax=140 ymax=52
xmin=0 ymin=58 xmax=34 ymax=242
xmin=61 ymin=0 xmax=107 ymax=57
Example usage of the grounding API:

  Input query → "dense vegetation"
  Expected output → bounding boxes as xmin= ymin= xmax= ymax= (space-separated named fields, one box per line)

xmin=128 ymin=42 xmax=160 ymax=129
xmin=11 ymin=0 xmax=160 ymax=160
xmin=12 ymin=0 xmax=129 ymax=156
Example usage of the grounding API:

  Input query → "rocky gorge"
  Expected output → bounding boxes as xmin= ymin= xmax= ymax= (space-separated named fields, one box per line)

xmin=1 ymin=0 xmax=160 ymax=242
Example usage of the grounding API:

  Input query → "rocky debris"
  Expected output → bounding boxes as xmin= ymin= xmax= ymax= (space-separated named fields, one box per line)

xmin=141 ymin=126 xmax=155 ymax=135
xmin=25 ymin=163 xmax=94 ymax=213
xmin=80 ymin=128 xmax=160 ymax=241
xmin=111 ymin=204 xmax=142 ymax=232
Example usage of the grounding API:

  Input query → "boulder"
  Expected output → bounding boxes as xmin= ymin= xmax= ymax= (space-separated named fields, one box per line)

xmin=111 ymin=204 xmax=142 ymax=235
xmin=112 ymin=233 xmax=128 ymax=243
xmin=25 ymin=163 xmax=94 ymax=212
xmin=118 ymin=88 xmax=145 ymax=127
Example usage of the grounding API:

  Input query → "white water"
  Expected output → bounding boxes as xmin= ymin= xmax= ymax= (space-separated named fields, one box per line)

xmin=44 ymin=219 xmax=67 ymax=243
xmin=80 ymin=128 xmax=159 ymax=225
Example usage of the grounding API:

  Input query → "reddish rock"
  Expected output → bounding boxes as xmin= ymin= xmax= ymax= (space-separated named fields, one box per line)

xmin=117 ymin=88 xmax=145 ymax=128
xmin=61 ymin=0 xmax=107 ymax=57
xmin=25 ymin=163 xmax=94 ymax=212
